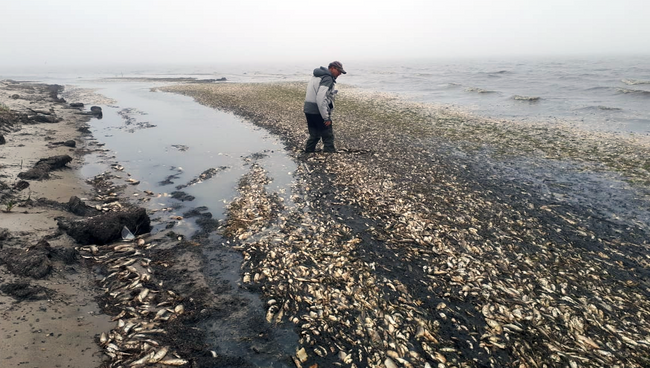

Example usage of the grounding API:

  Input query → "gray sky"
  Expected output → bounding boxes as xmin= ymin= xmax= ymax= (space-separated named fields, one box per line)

xmin=2 ymin=0 xmax=649 ymax=68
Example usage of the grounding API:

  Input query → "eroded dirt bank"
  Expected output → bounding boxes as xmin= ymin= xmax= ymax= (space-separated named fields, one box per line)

xmin=161 ymin=82 xmax=650 ymax=368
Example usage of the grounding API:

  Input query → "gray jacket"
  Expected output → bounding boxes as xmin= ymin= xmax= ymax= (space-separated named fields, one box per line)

xmin=304 ymin=67 xmax=337 ymax=121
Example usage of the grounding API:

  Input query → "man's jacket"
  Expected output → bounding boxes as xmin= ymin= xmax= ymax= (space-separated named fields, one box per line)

xmin=304 ymin=67 xmax=337 ymax=121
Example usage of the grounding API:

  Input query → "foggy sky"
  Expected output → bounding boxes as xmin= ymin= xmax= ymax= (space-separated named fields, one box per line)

xmin=2 ymin=0 xmax=649 ymax=68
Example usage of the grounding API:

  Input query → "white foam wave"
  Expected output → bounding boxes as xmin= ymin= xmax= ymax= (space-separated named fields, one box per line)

xmin=513 ymin=95 xmax=541 ymax=101
xmin=621 ymin=79 xmax=650 ymax=85
xmin=465 ymin=87 xmax=497 ymax=94
xmin=617 ymin=88 xmax=650 ymax=96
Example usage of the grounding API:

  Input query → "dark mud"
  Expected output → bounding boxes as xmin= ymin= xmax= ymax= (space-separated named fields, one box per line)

xmin=198 ymin=239 xmax=297 ymax=368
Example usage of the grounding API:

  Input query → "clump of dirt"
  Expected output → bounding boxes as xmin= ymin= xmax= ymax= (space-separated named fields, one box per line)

xmin=0 ymin=282 xmax=51 ymax=301
xmin=18 ymin=155 xmax=73 ymax=180
xmin=67 ymin=196 xmax=100 ymax=217
xmin=0 ymin=240 xmax=53 ymax=278
xmin=57 ymin=205 xmax=152 ymax=245
xmin=0 ymin=227 xmax=10 ymax=245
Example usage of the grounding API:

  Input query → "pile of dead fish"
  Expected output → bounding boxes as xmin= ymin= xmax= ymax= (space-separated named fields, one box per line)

xmin=78 ymin=171 xmax=191 ymax=367
xmin=169 ymin=82 xmax=650 ymax=367
xmin=224 ymin=162 xmax=449 ymax=368
xmin=79 ymin=239 xmax=190 ymax=367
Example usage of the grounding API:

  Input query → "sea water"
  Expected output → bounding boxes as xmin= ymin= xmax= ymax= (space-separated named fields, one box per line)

xmin=4 ymin=55 xmax=649 ymax=133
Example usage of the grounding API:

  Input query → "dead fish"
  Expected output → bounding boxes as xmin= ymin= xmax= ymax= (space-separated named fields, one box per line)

xmin=296 ymin=347 xmax=308 ymax=362
xmin=137 ymin=289 xmax=150 ymax=303
xmin=130 ymin=351 xmax=154 ymax=366
xmin=384 ymin=357 xmax=398 ymax=368
xmin=150 ymin=346 xmax=169 ymax=363
xmin=159 ymin=358 xmax=189 ymax=366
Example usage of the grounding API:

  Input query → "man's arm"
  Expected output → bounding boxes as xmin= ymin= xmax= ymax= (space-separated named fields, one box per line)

xmin=316 ymin=76 xmax=333 ymax=122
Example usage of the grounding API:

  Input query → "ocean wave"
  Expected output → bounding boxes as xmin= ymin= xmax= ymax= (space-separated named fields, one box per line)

xmin=513 ymin=95 xmax=541 ymax=101
xmin=621 ymin=79 xmax=650 ymax=85
xmin=597 ymin=105 xmax=622 ymax=111
xmin=578 ymin=105 xmax=623 ymax=111
xmin=489 ymin=70 xmax=512 ymax=74
xmin=465 ymin=87 xmax=497 ymax=94
xmin=585 ymin=86 xmax=613 ymax=91
xmin=617 ymin=88 xmax=650 ymax=96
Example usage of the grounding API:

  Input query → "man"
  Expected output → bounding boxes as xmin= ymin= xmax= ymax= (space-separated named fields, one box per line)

xmin=303 ymin=61 xmax=346 ymax=153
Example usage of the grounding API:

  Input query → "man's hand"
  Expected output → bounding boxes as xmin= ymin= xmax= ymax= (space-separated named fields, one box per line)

xmin=324 ymin=120 xmax=332 ymax=127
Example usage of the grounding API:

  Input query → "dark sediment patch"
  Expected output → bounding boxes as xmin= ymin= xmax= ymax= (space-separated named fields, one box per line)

xmin=182 ymin=207 xmax=219 ymax=240
xmin=67 ymin=196 xmax=101 ymax=217
xmin=159 ymin=174 xmax=179 ymax=186
xmin=175 ymin=166 xmax=229 ymax=190
xmin=171 ymin=191 xmax=195 ymax=202
xmin=13 ymin=180 xmax=30 ymax=191
xmin=0 ymin=282 xmax=51 ymax=301
xmin=31 ymin=196 xmax=101 ymax=217
xmin=50 ymin=140 xmax=76 ymax=147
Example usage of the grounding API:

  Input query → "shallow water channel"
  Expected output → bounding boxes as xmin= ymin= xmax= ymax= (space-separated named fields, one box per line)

xmin=78 ymin=81 xmax=295 ymax=220
xmin=73 ymin=81 xmax=299 ymax=366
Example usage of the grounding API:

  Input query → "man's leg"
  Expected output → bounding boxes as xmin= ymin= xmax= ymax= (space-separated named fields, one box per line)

xmin=322 ymin=126 xmax=335 ymax=152
xmin=305 ymin=114 xmax=324 ymax=152
xmin=305 ymin=126 xmax=320 ymax=152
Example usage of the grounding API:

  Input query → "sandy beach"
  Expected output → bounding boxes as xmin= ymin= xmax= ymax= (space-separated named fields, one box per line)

xmin=1 ymin=78 xmax=650 ymax=368
xmin=0 ymin=81 xmax=111 ymax=367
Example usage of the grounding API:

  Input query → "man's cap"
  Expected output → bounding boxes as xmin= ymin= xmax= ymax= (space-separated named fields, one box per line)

xmin=328 ymin=61 xmax=347 ymax=74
